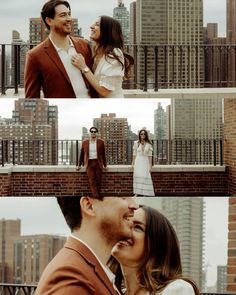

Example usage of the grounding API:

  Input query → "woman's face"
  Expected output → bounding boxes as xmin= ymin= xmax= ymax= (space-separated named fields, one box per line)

xmin=111 ymin=208 xmax=146 ymax=268
xmin=90 ymin=18 xmax=101 ymax=41
xmin=140 ymin=130 xmax=146 ymax=140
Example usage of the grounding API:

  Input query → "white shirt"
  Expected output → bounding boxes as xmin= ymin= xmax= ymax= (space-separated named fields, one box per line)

xmin=49 ymin=36 xmax=90 ymax=98
xmin=70 ymin=234 xmax=120 ymax=294
xmin=89 ymin=140 xmax=97 ymax=159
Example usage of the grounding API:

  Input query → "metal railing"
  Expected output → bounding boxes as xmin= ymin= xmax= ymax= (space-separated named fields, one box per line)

xmin=0 ymin=139 xmax=223 ymax=167
xmin=1 ymin=43 xmax=236 ymax=94
xmin=0 ymin=284 xmax=234 ymax=295
xmin=0 ymin=284 xmax=37 ymax=295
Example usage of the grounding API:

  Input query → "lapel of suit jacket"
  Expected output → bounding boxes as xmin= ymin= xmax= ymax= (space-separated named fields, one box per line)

xmin=66 ymin=237 xmax=117 ymax=295
xmin=43 ymin=38 xmax=72 ymax=85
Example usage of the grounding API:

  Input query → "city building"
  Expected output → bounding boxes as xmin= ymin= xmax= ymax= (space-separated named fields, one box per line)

xmin=93 ymin=113 xmax=129 ymax=164
xmin=217 ymin=265 xmax=227 ymax=293
xmin=132 ymin=0 xmax=204 ymax=88
xmin=142 ymin=197 xmax=205 ymax=290
xmin=0 ymin=219 xmax=21 ymax=283
xmin=113 ymin=0 xmax=130 ymax=44
xmin=29 ymin=18 xmax=80 ymax=45
xmin=11 ymin=30 xmax=28 ymax=88
xmin=154 ymin=102 xmax=166 ymax=140
xmin=14 ymin=234 xmax=66 ymax=284
xmin=166 ymin=98 xmax=223 ymax=164
xmin=226 ymin=0 xmax=236 ymax=84
xmin=0 ymin=99 xmax=58 ymax=165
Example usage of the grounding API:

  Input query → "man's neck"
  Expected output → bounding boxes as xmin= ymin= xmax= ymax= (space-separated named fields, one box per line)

xmin=72 ymin=229 xmax=112 ymax=266
xmin=49 ymin=32 xmax=71 ymax=51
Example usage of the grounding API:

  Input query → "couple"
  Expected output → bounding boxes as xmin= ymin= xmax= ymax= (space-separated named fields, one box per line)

xmin=24 ymin=0 xmax=133 ymax=98
xmin=35 ymin=197 xmax=200 ymax=295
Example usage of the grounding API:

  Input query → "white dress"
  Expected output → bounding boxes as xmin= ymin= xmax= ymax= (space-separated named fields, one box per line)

xmin=133 ymin=141 xmax=155 ymax=196
xmin=94 ymin=48 xmax=125 ymax=98
xmin=145 ymin=279 xmax=195 ymax=295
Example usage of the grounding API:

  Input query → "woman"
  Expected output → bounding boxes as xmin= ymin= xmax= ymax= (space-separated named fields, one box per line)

xmin=132 ymin=130 xmax=155 ymax=196
xmin=71 ymin=15 xmax=134 ymax=98
xmin=109 ymin=206 xmax=200 ymax=295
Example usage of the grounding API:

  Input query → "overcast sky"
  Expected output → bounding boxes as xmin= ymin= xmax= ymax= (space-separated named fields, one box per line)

xmin=0 ymin=197 xmax=228 ymax=288
xmin=0 ymin=99 xmax=171 ymax=139
xmin=0 ymin=0 xmax=226 ymax=44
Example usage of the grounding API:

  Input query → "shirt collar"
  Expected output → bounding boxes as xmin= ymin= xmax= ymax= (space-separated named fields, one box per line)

xmin=49 ymin=35 xmax=75 ymax=52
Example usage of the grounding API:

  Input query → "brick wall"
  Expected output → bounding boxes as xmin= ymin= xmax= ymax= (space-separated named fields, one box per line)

xmin=224 ymin=99 xmax=236 ymax=195
xmin=0 ymin=167 xmax=228 ymax=196
xmin=0 ymin=174 xmax=11 ymax=196
xmin=228 ymin=196 xmax=236 ymax=293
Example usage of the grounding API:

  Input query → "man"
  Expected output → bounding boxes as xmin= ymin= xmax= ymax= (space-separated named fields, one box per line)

xmin=35 ymin=197 xmax=139 ymax=295
xmin=77 ymin=127 xmax=106 ymax=197
xmin=24 ymin=0 xmax=94 ymax=98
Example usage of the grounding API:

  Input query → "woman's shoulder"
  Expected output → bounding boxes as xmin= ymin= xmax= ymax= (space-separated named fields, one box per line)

xmin=161 ymin=279 xmax=195 ymax=294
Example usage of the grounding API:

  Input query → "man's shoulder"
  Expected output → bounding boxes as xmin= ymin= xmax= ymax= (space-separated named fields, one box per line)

xmin=28 ymin=38 xmax=49 ymax=55
xmin=71 ymin=36 xmax=90 ymax=46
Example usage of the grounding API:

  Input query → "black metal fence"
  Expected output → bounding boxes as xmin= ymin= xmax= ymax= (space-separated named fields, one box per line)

xmin=1 ymin=43 xmax=236 ymax=95
xmin=0 ymin=284 xmax=234 ymax=295
xmin=0 ymin=284 xmax=37 ymax=295
xmin=0 ymin=139 xmax=223 ymax=167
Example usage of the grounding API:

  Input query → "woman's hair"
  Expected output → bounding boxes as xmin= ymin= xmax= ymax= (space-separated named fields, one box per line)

xmin=138 ymin=129 xmax=152 ymax=145
xmin=94 ymin=15 xmax=134 ymax=79
xmin=108 ymin=206 xmax=200 ymax=295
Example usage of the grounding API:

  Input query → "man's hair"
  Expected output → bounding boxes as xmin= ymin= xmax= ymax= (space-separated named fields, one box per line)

xmin=89 ymin=126 xmax=98 ymax=133
xmin=57 ymin=197 xmax=103 ymax=231
xmin=41 ymin=0 xmax=71 ymax=30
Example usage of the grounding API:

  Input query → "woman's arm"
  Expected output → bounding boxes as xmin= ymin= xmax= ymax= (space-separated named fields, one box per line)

xmin=71 ymin=53 xmax=111 ymax=97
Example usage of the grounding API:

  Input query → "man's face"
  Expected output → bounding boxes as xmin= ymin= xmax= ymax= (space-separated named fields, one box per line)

xmin=90 ymin=128 xmax=97 ymax=139
xmin=94 ymin=197 xmax=139 ymax=247
xmin=47 ymin=4 xmax=72 ymax=36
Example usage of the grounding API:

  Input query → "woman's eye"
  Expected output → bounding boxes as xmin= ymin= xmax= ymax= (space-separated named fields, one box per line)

xmin=134 ymin=225 xmax=144 ymax=232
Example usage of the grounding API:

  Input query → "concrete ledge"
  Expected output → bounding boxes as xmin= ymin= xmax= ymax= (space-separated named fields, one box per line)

xmin=0 ymin=164 xmax=226 ymax=173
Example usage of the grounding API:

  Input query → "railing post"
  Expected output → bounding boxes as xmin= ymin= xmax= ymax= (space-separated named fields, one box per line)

xmin=154 ymin=45 xmax=159 ymax=91
xmin=143 ymin=45 xmax=148 ymax=91
xmin=1 ymin=44 xmax=6 ymax=95
xmin=12 ymin=140 xmax=15 ymax=165
xmin=213 ymin=139 xmax=216 ymax=166
xmin=1 ymin=140 xmax=4 ymax=167
xmin=76 ymin=140 xmax=79 ymax=167
xmin=220 ymin=139 xmax=223 ymax=166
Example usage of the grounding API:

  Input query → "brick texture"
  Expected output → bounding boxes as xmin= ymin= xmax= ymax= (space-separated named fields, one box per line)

xmin=0 ymin=170 xmax=228 ymax=196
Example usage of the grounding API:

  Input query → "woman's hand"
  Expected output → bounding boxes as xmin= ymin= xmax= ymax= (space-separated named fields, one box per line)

xmin=71 ymin=53 xmax=86 ymax=70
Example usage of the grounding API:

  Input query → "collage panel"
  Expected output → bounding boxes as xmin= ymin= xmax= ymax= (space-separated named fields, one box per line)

xmin=1 ymin=0 xmax=236 ymax=294
xmin=0 ymin=196 xmax=232 ymax=294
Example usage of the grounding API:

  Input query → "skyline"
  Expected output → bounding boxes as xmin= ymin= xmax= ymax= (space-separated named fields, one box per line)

xmin=0 ymin=99 xmax=171 ymax=139
xmin=0 ymin=0 xmax=226 ymax=44
xmin=0 ymin=196 xmax=228 ymax=288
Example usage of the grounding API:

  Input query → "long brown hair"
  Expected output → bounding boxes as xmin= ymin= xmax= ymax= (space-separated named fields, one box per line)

xmin=138 ymin=129 xmax=152 ymax=145
xmin=94 ymin=15 xmax=134 ymax=79
xmin=108 ymin=206 xmax=200 ymax=295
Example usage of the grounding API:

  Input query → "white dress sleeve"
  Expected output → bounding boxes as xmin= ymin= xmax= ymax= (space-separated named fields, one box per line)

xmin=98 ymin=48 xmax=124 ymax=91
xmin=161 ymin=280 xmax=195 ymax=295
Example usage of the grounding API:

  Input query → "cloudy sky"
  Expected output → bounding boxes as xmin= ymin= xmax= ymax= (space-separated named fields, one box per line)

xmin=0 ymin=197 xmax=228 ymax=288
xmin=0 ymin=0 xmax=226 ymax=43
xmin=0 ymin=98 xmax=171 ymax=139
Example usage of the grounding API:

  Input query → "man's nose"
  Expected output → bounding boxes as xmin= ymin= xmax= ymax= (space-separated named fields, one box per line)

xmin=128 ymin=197 xmax=139 ymax=210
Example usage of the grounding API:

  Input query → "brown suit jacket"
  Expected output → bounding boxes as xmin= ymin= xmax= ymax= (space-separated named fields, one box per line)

xmin=35 ymin=237 xmax=117 ymax=295
xmin=79 ymin=139 xmax=107 ymax=170
xmin=24 ymin=37 xmax=95 ymax=98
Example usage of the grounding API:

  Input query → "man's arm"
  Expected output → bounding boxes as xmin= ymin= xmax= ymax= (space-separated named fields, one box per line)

xmin=78 ymin=143 xmax=85 ymax=167
xmin=24 ymin=52 xmax=41 ymax=98
xmin=102 ymin=141 xmax=107 ymax=168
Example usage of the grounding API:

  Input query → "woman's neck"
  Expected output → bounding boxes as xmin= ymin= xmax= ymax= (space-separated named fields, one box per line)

xmin=122 ymin=266 xmax=147 ymax=295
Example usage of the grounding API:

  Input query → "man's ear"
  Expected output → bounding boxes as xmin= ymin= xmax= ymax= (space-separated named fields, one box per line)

xmin=45 ymin=16 xmax=53 ymax=28
xmin=80 ymin=197 xmax=95 ymax=217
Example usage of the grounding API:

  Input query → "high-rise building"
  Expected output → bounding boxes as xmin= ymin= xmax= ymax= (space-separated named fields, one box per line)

xmin=11 ymin=30 xmax=28 ymax=88
xmin=142 ymin=197 xmax=205 ymax=290
xmin=29 ymin=18 xmax=80 ymax=45
xmin=130 ymin=1 xmax=136 ymax=45
xmin=93 ymin=113 xmax=129 ymax=164
xmin=154 ymin=103 xmax=166 ymax=140
xmin=0 ymin=99 xmax=58 ymax=165
xmin=227 ymin=0 xmax=236 ymax=84
xmin=113 ymin=0 xmax=130 ymax=44
xmin=132 ymin=0 xmax=204 ymax=88
xmin=167 ymin=98 xmax=223 ymax=164
xmin=217 ymin=265 xmax=227 ymax=293
xmin=0 ymin=219 xmax=21 ymax=283
xmin=14 ymin=235 xmax=66 ymax=284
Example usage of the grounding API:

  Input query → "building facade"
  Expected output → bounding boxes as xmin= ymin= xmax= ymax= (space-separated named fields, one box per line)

xmin=14 ymin=235 xmax=66 ymax=284
xmin=132 ymin=0 xmax=204 ymax=89
xmin=113 ymin=0 xmax=130 ymax=44
xmin=217 ymin=265 xmax=227 ymax=293
xmin=0 ymin=219 xmax=21 ymax=283
xmin=0 ymin=99 xmax=58 ymax=165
